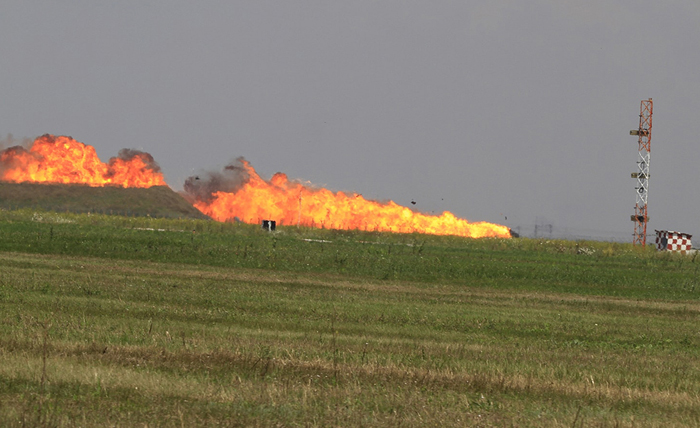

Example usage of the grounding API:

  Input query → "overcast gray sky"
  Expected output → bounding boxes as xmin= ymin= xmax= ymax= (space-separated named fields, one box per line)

xmin=2 ymin=1 xmax=699 ymax=241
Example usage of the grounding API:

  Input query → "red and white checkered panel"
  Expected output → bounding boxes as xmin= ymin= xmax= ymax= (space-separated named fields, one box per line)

xmin=655 ymin=230 xmax=693 ymax=253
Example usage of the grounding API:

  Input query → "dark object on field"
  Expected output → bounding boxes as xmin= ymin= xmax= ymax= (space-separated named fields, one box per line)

xmin=509 ymin=229 xmax=520 ymax=238
xmin=262 ymin=220 xmax=276 ymax=231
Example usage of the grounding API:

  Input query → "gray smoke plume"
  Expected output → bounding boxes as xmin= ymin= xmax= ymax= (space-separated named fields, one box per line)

xmin=183 ymin=156 xmax=252 ymax=203
xmin=0 ymin=134 xmax=33 ymax=177
xmin=0 ymin=134 xmax=32 ymax=151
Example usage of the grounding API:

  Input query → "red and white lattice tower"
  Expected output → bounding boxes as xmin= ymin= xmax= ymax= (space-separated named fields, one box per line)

xmin=629 ymin=98 xmax=653 ymax=246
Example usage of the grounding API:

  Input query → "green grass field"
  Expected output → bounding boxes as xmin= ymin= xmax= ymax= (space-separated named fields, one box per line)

xmin=0 ymin=209 xmax=699 ymax=426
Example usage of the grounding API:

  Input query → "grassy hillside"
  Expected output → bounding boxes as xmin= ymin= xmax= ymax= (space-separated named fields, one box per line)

xmin=0 ymin=182 xmax=209 ymax=219
xmin=0 ymin=209 xmax=699 ymax=426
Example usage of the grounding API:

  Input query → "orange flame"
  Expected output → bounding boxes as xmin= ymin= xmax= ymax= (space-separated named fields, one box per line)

xmin=0 ymin=134 xmax=166 ymax=188
xmin=188 ymin=159 xmax=511 ymax=238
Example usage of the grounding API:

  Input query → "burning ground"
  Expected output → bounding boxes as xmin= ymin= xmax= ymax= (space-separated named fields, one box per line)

xmin=183 ymin=157 xmax=511 ymax=238
xmin=0 ymin=134 xmax=510 ymax=238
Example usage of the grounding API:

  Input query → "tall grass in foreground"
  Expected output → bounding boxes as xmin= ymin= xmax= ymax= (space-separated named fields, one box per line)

xmin=0 ymin=209 xmax=699 ymax=426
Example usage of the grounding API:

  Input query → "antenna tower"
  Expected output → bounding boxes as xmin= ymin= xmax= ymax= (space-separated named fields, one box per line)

xmin=629 ymin=98 xmax=653 ymax=246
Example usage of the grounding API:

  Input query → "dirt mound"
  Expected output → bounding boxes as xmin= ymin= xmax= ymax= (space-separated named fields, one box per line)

xmin=0 ymin=182 xmax=209 ymax=219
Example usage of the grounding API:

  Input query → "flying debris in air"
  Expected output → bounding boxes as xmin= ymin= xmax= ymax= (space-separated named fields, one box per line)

xmin=411 ymin=200 xmax=416 ymax=205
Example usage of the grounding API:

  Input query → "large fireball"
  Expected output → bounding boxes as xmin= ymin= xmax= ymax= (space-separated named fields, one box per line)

xmin=0 ymin=134 xmax=166 ymax=188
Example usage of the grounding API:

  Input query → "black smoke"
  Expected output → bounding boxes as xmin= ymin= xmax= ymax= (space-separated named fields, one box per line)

xmin=183 ymin=156 xmax=251 ymax=203
xmin=0 ymin=134 xmax=32 ymax=152
xmin=0 ymin=134 xmax=33 ymax=178
xmin=112 ymin=148 xmax=162 ymax=172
